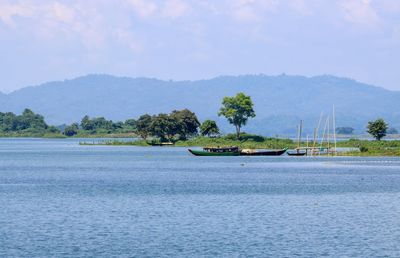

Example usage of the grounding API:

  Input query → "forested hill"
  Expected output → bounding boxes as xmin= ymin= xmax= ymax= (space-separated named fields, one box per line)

xmin=1 ymin=74 xmax=399 ymax=135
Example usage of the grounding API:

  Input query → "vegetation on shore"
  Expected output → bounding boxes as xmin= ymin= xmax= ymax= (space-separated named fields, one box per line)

xmin=0 ymin=109 xmax=63 ymax=137
xmin=84 ymin=133 xmax=296 ymax=149
xmin=2 ymin=93 xmax=400 ymax=156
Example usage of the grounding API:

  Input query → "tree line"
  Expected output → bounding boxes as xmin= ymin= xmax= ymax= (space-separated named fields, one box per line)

xmin=0 ymin=109 xmax=60 ymax=134
xmin=1 ymin=92 xmax=398 ymax=141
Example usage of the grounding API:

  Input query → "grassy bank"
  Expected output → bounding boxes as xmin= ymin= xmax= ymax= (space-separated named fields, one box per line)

xmin=81 ymin=136 xmax=400 ymax=156
xmin=335 ymin=139 xmax=400 ymax=156
xmin=82 ymin=134 xmax=296 ymax=149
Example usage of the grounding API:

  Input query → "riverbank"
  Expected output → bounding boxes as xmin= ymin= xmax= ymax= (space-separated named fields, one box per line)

xmin=80 ymin=135 xmax=296 ymax=149
xmin=80 ymin=136 xmax=400 ymax=156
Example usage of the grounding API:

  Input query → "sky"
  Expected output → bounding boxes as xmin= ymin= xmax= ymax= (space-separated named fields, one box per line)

xmin=0 ymin=0 xmax=400 ymax=92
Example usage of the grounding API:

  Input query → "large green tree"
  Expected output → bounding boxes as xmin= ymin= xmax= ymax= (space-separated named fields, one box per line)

xmin=218 ymin=92 xmax=255 ymax=139
xmin=149 ymin=113 xmax=178 ymax=141
xmin=367 ymin=118 xmax=388 ymax=141
xmin=200 ymin=120 xmax=220 ymax=137
xmin=170 ymin=109 xmax=200 ymax=140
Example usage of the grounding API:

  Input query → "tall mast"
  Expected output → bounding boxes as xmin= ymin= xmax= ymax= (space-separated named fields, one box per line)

xmin=313 ymin=112 xmax=323 ymax=155
xmin=333 ymin=105 xmax=337 ymax=155
xmin=320 ymin=116 xmax=329 ymax=155
xmin=298 ymin=120 xmax=303 ymax=149
xmin=327 ymin=115 xmax=330 ymax=155
xmin=306 ymin=134 xmax=309 ymax=156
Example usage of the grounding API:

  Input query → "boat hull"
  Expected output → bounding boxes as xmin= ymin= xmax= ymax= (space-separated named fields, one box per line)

xmin=188 ymin=149 xmax=240 ymax=156
xmin=240 ymin=149 xmax=286 ymax=156
xmin=287 ymin=151 xmax=307 ymax=156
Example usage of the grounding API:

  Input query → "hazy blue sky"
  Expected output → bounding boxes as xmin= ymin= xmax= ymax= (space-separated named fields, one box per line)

xmin=0 ymin=0 xmax=399 ymax=92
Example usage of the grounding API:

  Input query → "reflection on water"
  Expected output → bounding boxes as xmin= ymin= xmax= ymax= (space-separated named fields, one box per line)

xmin=0 ymin=138 xmax=400 ymax=257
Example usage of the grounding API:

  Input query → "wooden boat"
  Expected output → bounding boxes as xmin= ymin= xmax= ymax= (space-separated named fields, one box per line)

xmin=240 ymin=148 xmax=287 ymax=156
xmin=287 ymin=120 xmax=307 ymax=156
xmin=287 ymin=150 xmax=307 ymax=156
xmin=147 ymin=141 xmax=174 ymax=146
xmin=188 ymin=146 xmax=240 ymax=156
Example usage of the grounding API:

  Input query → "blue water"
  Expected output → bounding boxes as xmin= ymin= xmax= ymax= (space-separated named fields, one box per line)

xmin=1 ymin=138 xmax=400 ymax=257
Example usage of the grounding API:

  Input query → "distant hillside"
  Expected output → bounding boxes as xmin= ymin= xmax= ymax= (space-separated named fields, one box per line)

xmin=1 ymin=74 xmax=399 ymax=135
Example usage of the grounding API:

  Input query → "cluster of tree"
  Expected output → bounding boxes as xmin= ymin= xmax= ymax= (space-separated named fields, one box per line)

xmin=133 ymin=92 xmax=256 ymax=141
xmin=63 ymin=109 xmax=222 ymax=140
xmin=0 ymin=109 xmax=59 ymax=134
xmin=0 ymin=93 xmax=256 ymax=140
xmin=63 ymin=115 xmax=136 ymax=136
xmin=134 ymin=109 xmax=201 ymax=141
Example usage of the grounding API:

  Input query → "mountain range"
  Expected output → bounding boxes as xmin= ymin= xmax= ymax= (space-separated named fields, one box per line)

xmin=1 ymin=74 xmax=399 ymax=135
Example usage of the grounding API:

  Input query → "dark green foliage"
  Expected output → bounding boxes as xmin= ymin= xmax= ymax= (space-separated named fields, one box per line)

xmin=0 ymin=109 xmax=55 ymax=135
xmin=218 ymin=92 xmax=255 ymax=139
xmin=135 ymin=114 xmax=152 ymax=139
xmin=124 ymin=119 xmax=137 ymax=132
xmin=80 ymin=115 xmax=113 ymax=133
xmin=359 ymin=146 xmax=369 ymax=152
xmin=47 ymin=126 xmax=61 ymax=134
xmin=112 ymin=121 xmax=124 ymax=131
xmin=64 ymin=123 xmax=79 ymax=136
xmin=225 ymin=132 xmax=264 ymax=142
xmin=200 ymin=120 xmax=220 ymax=137
xmin=170 ymin=109 xmax=200 ymax=140
xmin=367 ymin=118 xmax=388 ymax=141
xmin=148 ymin=113 xmax=179 ymax=141
xmin=336 ymin=127 xmax=354 ymax=134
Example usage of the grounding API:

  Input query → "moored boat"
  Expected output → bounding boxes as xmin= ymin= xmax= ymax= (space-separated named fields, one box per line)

xmin=287 ymin=150 xmax=307 ymax=156
xmin=147 ymin=142 xmax=174 ymax=146
xmin=188 ymin=146 xmax=240 ymax=156
xmin=240 ymin=148 xmax=287 ymax=156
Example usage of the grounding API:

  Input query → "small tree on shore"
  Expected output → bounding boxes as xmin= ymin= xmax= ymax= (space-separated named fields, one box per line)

xmin=218 ymin=92 xmax=255 ymax=139
xmin=367 ymin=118 xmax=388 ymax=141
xmin=200 ymin=120 xmax=220 ymax=137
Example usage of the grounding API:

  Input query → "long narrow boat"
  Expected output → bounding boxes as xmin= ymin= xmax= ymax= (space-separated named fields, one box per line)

xmin=188 ymin=146 xmax=240 ymax=156
xmin=240 ymin=149 xmax=287 ymax=156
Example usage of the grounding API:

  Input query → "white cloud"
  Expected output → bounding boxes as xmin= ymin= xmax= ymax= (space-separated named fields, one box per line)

xmin=125 ymin=0 xmax=158 ymax=18
xmin=339 ymin=0 xmax=379 ymax=27
xmin=162 ymin=0 xmax=189 ymax=18
xmin=0 ymin=1 xmax=33 ymax=26
xmin=378 ymin=0 xmax=400 ymax=13
xmin=287 ymin=0 xmax=313 ymax=16
xmin=231 ymin=0 xmax=278 ymax=23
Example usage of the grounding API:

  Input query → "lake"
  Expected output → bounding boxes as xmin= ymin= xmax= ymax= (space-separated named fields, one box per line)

xmin=1 ymin=138 xmax=400 ymax=257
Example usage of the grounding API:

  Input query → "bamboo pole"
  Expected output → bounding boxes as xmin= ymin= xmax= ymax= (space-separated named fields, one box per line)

xmin=320 ymin=116 xmax=329 ymax=155
xmin=327 ymin=115 xmax=330 ymax=155
xmin=333 ymin=105 xmax=337 ymax=155
xmin=312 ymin=112 xmax=323 ymax=156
